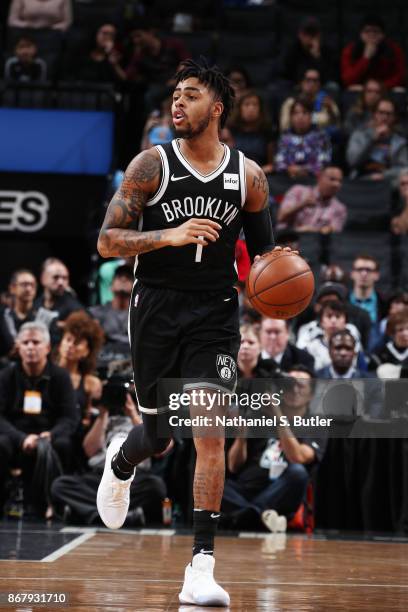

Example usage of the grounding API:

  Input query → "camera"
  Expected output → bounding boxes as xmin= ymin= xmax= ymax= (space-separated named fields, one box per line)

xmin=100 ymin=376 xmax=134 ymax=416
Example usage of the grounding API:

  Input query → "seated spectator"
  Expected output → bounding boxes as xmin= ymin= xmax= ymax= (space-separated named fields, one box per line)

xmin=297 ymin=288 xmax=363 ymax=347
xmin=125 ymin=18 xmax=190 ymax=110
xmin=51 ymin=395 xmax=167 ymax=526
xmin=140 ymin=96 xmax=173 ymax=151
xmin=259 ymin=317 xmax=314 ymax=373
xmin=4 ymin=36 xmax=47 ymax=82
xmin=75 ymin=23 xmax=126 ymax=83
xmin=55 ymin=312 xmax=104 ymax=464
xmin=315 ymin=330 xmax=383 ymax=419
xmin=222 ymin=365 xmax=326 ymax=530
xmin=369 ymin=309 xmax=408 ymax=371
xmin=0 ymin=269 xmax=39 ymax=358
xmin=8 ymin=0 xmax=72 ymax=31
xmin=90 ymin=265 xmax=132 ymax=359
xmin=225 ymin=65 xmax=251 ymax=100
xmin=378 ymin=291 xmax=408 ymax=338
xmin=0 ymin=322 xmax=78 ymax=516
xmin=280 ymin=17 xmax=337 ymax=86
xmin=277 ymin=166 xmax=347 ymax=233
xmin=341 ymin=14 xmax=406 ymax=90
xmin=346 ymin=98 xmax=408 ymax=186
xmin=275 ymin=98 xmax=332 ymax=178
xmin=296 ymin=282 xmax=371 ymax=351
xmin=299 ymin=301 xmax=363 ymax=372
xmin=391 ymin=169 xmax=408 ymax=234
xmin=97 ymin=256 xmax=134 ymax=305
xmin=280 ymin=69 xmax=340 ymax=133
xmin=349 ymin=254 xmax=388 ymax=349
xmin=226 ymin=91 xmax=275 ymax=174
xmin=317 ymin=330 xmax=372 ymax=380
xmin=344 ymin=78 xmax=384 ymax=136
xmin=34 ymin=258 xmax=84 ymax=342
xmin=237 ymin=323 xmax=277 ymax=381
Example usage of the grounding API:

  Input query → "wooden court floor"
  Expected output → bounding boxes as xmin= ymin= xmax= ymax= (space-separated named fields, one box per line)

xmin=1 ymin=528 xmax=408 ymax=611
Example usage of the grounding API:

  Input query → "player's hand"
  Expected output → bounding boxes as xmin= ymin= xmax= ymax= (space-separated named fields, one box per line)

xmin=254 ymin=246 xmax=299 ymax=263
xmin=22 ymin=434 xmax=39 ymax=452
xmin=166 ymin=218 xmax=221 ymax=248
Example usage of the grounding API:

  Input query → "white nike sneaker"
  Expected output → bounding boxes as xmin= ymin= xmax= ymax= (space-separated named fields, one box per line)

xmin=96 ymin=435 xmax=135 ymax=529
xmin=261 ymin=509 xmax=287 ymax=533
xmin=179 ymin=553 xmax=230 ymax=607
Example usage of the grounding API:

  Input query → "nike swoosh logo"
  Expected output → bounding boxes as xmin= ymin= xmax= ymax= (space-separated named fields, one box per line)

xmin=171 ymin=173 xmax=190 ymax=181
xmin=223 ymin=298 xmax=231 ymax=302
xmin=210 ymin=513 xmax=220 ymax=519
xmin=199 ymin=548 xmax=214 ymax=554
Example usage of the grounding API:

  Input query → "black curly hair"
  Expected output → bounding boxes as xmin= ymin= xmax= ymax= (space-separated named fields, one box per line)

xmin=173 ymin=58 xmax=235 ymax=128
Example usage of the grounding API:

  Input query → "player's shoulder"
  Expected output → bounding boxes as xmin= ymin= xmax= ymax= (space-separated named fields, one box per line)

xmin=124 ymin=146 xmax=162 ymax=186
xmin=244 ymin=156 xmax=264 ymax=181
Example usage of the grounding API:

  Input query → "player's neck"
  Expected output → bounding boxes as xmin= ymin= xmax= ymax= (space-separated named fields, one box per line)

xmin=179 ymin=130 xmax=223 ymax=165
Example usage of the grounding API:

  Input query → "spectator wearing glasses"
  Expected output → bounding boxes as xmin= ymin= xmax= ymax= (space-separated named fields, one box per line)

xmin=344 ymin=78 xmax=385 ymax=136
xmin=341 ymin=15 xmax=406 ymax=90
xmin=275 ymin=98 xmax=332 ymax=179
xmin=391 ymin=170 xmax=408 ymax=234
xmin=280 ymin=69 xmax=340 ymax=133
xmin=346 ymin=98 xmax=408 ymax=186
xmin=0 ymin=270 xmax=39 ymax=359
xmin=277 ymin=166 xmax=347 ymax=234
xmin=349 ymin=254 xmax=387 ymax=350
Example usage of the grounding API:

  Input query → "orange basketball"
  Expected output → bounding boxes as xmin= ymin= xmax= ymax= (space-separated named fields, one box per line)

xmin=246 ymin=250 xmax=315 ymax=320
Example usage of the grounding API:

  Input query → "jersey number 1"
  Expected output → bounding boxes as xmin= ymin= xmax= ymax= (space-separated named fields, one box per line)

xmin=195 ymin=236 xmax=203 ymax=263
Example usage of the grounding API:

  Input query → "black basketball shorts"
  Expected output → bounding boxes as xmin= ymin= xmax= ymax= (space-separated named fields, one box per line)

xmin=129 ymin=282 xmax=241 ymax=414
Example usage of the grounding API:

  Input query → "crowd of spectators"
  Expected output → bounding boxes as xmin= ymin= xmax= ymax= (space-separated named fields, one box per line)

xmin=1 ymin=3 xmax=408 ymax=532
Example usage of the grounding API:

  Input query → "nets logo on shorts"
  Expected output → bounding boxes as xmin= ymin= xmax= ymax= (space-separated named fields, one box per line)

xmin=216 ymin=354 xmax=237 ymax=382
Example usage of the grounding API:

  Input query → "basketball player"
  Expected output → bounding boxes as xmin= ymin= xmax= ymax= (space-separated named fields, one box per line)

xmin=96 ymin=60 xmax=279 ymax=607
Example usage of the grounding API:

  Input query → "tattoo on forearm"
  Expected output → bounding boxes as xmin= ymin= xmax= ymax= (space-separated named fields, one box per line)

xmin=98 ymin=152 xmax=162 ymax=256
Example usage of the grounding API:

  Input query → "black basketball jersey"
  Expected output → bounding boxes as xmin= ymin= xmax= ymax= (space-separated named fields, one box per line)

xmin=135 ymin=139 xmax=246 ymax=291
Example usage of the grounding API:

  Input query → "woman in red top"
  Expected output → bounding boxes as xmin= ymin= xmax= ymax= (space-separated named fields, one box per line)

xmin=341 ymin=15 xmax=406 ymax=90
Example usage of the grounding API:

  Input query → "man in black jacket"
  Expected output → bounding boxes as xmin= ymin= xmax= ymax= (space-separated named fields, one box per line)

xmin=259 ymin=317 xmax=315 ymax=373
xmin=0 ymin=322 xmax=78 ymax=510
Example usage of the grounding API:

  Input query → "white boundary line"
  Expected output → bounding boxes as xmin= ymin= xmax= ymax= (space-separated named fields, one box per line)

xmin=0 ymin=577 xmax=407 ymax=589
xmin=41 ymin=532 xmax=96 ymax=562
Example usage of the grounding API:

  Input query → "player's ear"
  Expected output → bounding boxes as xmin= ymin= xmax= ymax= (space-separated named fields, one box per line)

xmin=212 ymin=100 xmax=223 ymax=121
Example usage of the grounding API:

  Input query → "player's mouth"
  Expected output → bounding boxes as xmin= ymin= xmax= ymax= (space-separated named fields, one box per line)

xmin=173 ymin=111 xmax=186 ymax=126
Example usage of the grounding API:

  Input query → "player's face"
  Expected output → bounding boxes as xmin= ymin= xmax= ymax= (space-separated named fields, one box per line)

xmin=260 ymin=319 xmax=289 ymax=356
xmin=172 ymin=78 xmax=220 ymax=139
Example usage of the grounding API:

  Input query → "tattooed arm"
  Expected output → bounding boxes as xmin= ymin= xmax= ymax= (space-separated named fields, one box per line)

xmin=244 ymin=158 xmax=270 ymax=212
xmin=98 ymin=148 xmax=221 ymax=258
